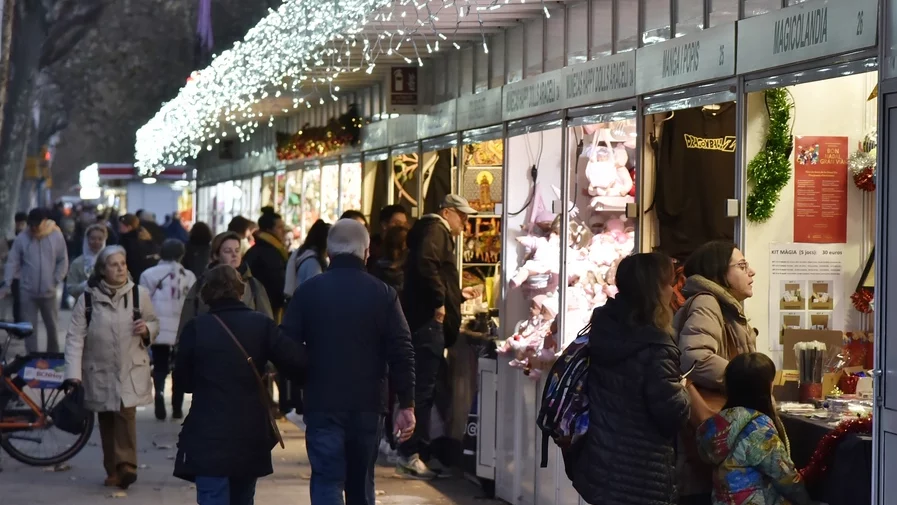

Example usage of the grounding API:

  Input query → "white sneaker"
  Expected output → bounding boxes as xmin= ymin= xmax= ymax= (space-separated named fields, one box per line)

xmin=285 ymin=409 xmax=306 ymax=431
xmin=396 ymin=454 xmax=436 ymax=480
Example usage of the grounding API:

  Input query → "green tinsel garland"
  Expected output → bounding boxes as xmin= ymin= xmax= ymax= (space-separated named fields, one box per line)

xmin=746 ymin=88 xmax=795 ymax=223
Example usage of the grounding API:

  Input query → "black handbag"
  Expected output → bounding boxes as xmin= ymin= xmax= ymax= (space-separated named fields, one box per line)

xmin=52 ymin=383 xmax=90 ymax=435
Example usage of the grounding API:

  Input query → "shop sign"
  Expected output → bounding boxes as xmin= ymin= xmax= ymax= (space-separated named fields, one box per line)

xmin=417 ymin=100 xmax=457 ymax=139
xmin=737 ymin=0 xmax=878 ymax=75
xmin=390 ymin=66 xmax=419 ymax=106
xmin=636 ymin=24 xmax=736 ymax=95
xmin=564 ymin=51 xmax=636 ymax=109
xmin=362 ymin=120 xmax=389 ymax=151
xmin=502 ymin=68 xmax=565 ymax=122
xmin=387 ymin=114 xmax=419 ymax=146
xmin=457 ymin=87 xmax=503 ymax=131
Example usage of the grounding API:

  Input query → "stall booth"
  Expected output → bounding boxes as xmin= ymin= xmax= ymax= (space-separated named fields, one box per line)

xmin=79 ymin=163 xmax=194 ymax=225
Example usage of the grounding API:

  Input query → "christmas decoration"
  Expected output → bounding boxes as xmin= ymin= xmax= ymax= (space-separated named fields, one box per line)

xmin=276 ymin=106 xmax=362 ymax=161
xmin=850 ymin=287 xmax=874 ymax=314
xmin=136 ymin=0 xmax=550 ymax=175
xmin=848 ymin=130 xmax=877 ymax=192
xmin=799 ymin=416 xmax=872 ymax=485
xmin=746 ymin=88 xmax=795 ymax=223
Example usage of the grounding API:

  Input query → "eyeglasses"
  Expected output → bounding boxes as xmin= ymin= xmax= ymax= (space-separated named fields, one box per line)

xmin=730 ymin=261 xmax=750 ymax=272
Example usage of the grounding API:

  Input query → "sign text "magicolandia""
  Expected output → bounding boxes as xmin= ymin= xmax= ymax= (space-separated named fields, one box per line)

xmin=662 ymin=41 xmax=700 ymax=79
xmin=774 ymin=6 xmax=828 ymax=55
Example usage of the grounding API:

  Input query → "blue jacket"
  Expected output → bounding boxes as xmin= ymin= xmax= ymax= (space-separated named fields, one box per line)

xmin=281 ymin=254 xmax=415 ymax=414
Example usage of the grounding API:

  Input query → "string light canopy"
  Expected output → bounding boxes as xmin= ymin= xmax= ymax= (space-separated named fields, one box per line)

xmin=135 ymin=0 xmax=554 ymax=175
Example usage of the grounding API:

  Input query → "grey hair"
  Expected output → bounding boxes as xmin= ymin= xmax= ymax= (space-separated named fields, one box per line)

xmin=328 ymin=218 xmax=370 ymax=260
xmin=87 ymin=245 xmax=128 ymax=287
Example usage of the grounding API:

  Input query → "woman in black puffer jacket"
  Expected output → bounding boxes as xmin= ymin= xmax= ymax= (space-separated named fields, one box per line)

xmin=572 ymin=252 xmax=691 ymax=505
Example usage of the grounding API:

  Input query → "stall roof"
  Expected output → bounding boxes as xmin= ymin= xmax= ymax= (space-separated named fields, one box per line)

xmin=135 ymin=0 xmax=563 ymax=176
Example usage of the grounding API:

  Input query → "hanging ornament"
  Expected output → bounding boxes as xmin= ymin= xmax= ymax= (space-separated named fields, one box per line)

xmin=848 ymin=129 xmax=877 ymax=192
xmin=850 ymin=287 xmax=874 ymax=314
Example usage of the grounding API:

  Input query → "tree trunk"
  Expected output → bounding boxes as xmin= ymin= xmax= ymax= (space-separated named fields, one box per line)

xmin=0 ymin=0 xmax=44 ymax=239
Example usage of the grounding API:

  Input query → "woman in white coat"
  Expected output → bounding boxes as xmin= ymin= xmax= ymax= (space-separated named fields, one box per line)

xmin=64 ymin=245 xmax=159 ymax=490
xmin=65 ymin=224 xmax=107 ymax=301
xmin=139 ymin=239 xmax=196 ymax=420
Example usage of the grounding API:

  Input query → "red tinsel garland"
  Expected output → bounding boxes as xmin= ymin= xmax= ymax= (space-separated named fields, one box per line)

xmin=851 ymin=288 xmax=874 ymax=314
xmin=799 ymin=417 xmax=872 ymax=485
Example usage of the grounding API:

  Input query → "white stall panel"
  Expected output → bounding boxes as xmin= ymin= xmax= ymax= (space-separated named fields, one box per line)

xmin=567 ymin=2 xmax=588 ymax=65
xmin=590 ymin=0 xmax=612 ymax=57
xmin=448 ymin=50 xmax=461 ymax=98
xmin=507 ymin=26 xmax=524 ymax=83
xmin=525 ymin=18 xmax=544 ymax=77
xmin=490 ymin=33 xmax=507 ymax=88
xmin=461 ymin=46 xmax=475 ymax=95
xmin=544 ymin=8 xmax=565 ymax=72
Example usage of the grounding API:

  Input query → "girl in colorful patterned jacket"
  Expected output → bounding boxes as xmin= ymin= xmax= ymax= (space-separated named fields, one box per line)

xmin=695 ymin=352 xmax=817 ymax=505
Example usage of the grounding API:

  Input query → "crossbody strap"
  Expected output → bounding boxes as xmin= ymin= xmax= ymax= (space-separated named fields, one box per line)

xmin=210 ymin=314 xmax=284 ymax=448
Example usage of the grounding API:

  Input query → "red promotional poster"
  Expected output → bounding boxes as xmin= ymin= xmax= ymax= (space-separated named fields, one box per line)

xmin=793 ymin=136 xmax=848 ymax=243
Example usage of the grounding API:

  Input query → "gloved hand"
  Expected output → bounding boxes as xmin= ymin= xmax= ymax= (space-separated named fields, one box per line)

xmin=60 ymin=379 xmax=81 ymax=393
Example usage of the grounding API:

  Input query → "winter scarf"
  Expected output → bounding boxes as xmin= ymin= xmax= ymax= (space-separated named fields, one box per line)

xmin=255 ymin=231 xmax=288 ymax=262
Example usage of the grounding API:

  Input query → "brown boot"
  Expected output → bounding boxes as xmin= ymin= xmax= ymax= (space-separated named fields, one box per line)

xmin=117 ymin=464 xmax=137 ymax=490
xmin=104 ymin=475 xmax=120 ymax=487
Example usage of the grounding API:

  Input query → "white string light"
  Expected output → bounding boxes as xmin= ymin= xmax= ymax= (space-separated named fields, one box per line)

xmin=135 ymin=0 xmax=544 ymax=175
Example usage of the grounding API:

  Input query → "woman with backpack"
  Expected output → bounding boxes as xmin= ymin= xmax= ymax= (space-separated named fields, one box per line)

xmin=571 ymin=252 xmax=691 ymax=505
xmin=139 ymin=239 xmax=197 ymax=421
xmin=284 ymin=219 xmax=330 ymax=297
xmin=674 ymin=241 xmax=757 ymax=505
xmin=63 ymin=245 xmax=159 ymax=490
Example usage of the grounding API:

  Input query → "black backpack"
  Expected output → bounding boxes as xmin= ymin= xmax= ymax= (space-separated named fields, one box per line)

xmin=536 ymin=323 xmax=591 ymax=479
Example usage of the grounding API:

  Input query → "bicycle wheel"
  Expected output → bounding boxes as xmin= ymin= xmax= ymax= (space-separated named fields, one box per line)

xmin=0 ymin=385 xmax=95 ymax=466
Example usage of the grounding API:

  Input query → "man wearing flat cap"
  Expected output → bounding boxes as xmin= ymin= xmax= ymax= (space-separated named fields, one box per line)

xmin=398 ymin=194 xmax=481 ymax=479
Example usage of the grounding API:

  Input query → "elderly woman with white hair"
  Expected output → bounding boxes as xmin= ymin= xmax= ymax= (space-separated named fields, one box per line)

xmin=64 ymin=245 xmax=159 ymax=490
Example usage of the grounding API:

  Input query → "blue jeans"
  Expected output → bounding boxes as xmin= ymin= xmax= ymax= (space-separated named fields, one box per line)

xmin=305 ymin=412 xmax=383 ymax=505
xmin=194 ymin=476 xmax=257 ymax=505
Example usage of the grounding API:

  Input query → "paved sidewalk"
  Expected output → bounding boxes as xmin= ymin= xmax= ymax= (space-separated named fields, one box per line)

xmin=1 ymin=307 xmax=500 ymax=505
xmin=0 ymin=408 xmax=498 ymax=505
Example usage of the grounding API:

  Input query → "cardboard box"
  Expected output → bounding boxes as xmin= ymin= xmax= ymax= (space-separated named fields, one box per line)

xmin=780 ymin=282 xmax=805 ymax=310
xmin=809 ymin=282 xmax=834 ymax=310
xmin=782 ymin=329 xmax=843 ymax=370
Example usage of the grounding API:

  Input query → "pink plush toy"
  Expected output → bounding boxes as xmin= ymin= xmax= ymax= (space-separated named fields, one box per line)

xmin=510 ymin=229 xmax=561 ymax=289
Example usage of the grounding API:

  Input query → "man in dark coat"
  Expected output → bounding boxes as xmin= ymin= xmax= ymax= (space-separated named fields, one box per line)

xmin=242 ymin=210 xmax=288 ymax=320
xmin=281 ymin=219 xmax=415 ymax=505
xmin=398 ymin=194 xmax=479 ymax=478
xmin=117 ymin=214 xmax=159 ymax=282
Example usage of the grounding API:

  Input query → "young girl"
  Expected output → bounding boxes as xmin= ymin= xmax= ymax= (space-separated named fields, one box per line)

xmin=695 ymin=353 xmax=816 ymax=505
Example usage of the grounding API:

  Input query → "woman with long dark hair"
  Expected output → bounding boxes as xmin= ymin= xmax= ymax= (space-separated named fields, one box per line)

xmin=284 ymin=219 xmax=331 ymax=297
xmin=183 ymin=222 xmax=213 ymax=278
xmin=696 ymin=353 xmax=814 ymax=505
xmin=572 ymin=252 xmax=691 ymax=505
xmin=369 ymin=225 xmax=408 ymax=296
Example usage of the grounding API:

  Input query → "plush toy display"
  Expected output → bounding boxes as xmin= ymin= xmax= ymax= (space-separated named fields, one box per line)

xmin=582 ymin=129 xmax=634 ymax=205
xmin=498 ymin=294 xmax=559 ymax=380
xmin=509 ymin=217 xmax=561 ymax=292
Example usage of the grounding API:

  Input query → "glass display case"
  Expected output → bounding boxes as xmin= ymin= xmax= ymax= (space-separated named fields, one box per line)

xmin=282 ymin=169 xmax=303 ymax=247
xmin=563 ymin=113 xmax=637 ymax=345
xmin=321 ymin=162 xmax=340 ymax=222
xmin=301 ymin=164 xmax=322 ymax=236
xmin=499 ymin=119 xmax=564 ymax=379
xmin=261 ymin=173 xmax=276 ymax=210
xmin=390 ymin=142 xmax=421 ymax=216
xmin=420 ymin=136 xmax=458 ymax=216
xmin=459 ymin=130 xmax=503 ymax=315
xmin=249 ymin=175 xmax=262 ymax=220
xmin=340 ymin=160 xmax=363 ymax=214
xmin=363 ymin=150 xmax=390 ymax=229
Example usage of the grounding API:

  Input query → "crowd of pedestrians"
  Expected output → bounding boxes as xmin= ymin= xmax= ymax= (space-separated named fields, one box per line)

xmin=0 ymin=198 xmax=815 ymax=505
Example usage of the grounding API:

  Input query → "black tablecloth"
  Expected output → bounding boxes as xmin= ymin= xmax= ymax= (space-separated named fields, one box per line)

xmin=780 ymin=413 xmax=872 ymax=505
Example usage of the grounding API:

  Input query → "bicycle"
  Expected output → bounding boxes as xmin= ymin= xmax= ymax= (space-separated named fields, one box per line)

xmin=0 ymin=320 xmax=94 ymax=466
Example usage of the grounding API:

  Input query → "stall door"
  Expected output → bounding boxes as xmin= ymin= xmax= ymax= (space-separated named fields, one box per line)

xmin=874 ymin=87 xmax=897 ymax=504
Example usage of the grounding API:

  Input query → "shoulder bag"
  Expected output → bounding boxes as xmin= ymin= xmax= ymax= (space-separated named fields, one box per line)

xmin=211 ymin=314 xmax=285 ymax=449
